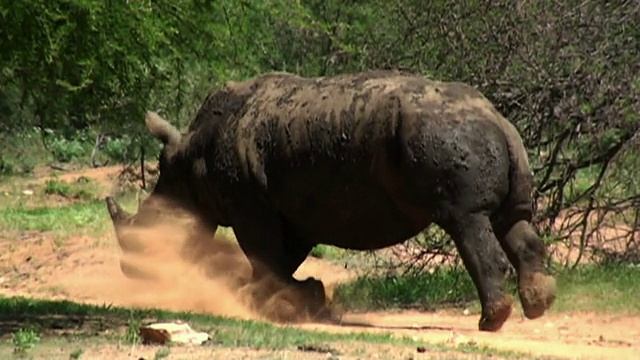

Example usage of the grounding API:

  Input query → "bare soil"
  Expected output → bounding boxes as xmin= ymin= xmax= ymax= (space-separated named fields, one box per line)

xmin=1 ymin=165 xmax=639 ymax=359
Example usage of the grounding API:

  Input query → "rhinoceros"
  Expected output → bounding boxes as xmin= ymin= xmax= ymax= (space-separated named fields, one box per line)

xmin=105 ymin=70 xmax=556 ymax=332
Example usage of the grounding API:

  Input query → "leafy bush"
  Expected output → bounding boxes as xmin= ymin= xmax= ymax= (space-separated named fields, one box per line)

xmin=1 ymin=0 xmax=638 ymax=267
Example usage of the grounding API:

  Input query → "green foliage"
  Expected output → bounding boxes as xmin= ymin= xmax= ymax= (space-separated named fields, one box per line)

xmin=1 ymin=0 xmax=638 ymax=266
xmin=552 ymin=263 xmax=640 ymax=313
xmin=124 ymin=316 xmax=141 ymax=345
xmin=43 ymin=179 xmax=72 ymax=197
xmin=49 ymin=136 xmax=91 ymax=164
xmin=153 ymin=347 xmax=171 ymax=360
xmin=69 ymin=348 xmax=85 ymax=359
xmin=0 ymin=201 xmax=103 ymax=233
xmin=10 ymin=328 xmax=40 ymax=355
xmin=0 ymin=192 xmax=137 ymax=235
xmin=334 ymin=266 xmax=481 ymax=311
xmin=309 ymin=244 xmax=348 ymax=260
xmin=334 ymin=263 xmax=640 ymax=315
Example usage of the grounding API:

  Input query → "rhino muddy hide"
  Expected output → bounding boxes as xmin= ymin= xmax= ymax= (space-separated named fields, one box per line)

xmin=106 ymin=69 xmax=556 ymax=332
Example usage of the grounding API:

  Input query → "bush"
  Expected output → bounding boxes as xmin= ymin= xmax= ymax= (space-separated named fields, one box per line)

xmin=1 ymin=0 xmax=638 ymax=268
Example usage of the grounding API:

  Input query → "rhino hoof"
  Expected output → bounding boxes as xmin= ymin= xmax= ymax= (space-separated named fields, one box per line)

xmin=519 ymin=272 xmax=556 ymax=319
xmin=478 ymin=294 xmax=513 ymax=332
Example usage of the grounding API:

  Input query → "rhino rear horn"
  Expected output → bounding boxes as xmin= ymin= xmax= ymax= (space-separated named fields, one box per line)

xmin=145 ymin=111 xmax=181 ymax=146
xmin=105 ymin=196 xmax=133 ymax=226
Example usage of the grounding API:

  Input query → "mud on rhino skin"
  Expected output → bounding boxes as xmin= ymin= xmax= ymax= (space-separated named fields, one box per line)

xmin=105 ymin=69 xmax=556 ymax=331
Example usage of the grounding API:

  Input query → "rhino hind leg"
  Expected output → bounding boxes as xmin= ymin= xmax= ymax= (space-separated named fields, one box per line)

xmin=439 ymin=211 xmax=514 ymax=332
xmin=494 ymin=219 xmax=556 ymax=320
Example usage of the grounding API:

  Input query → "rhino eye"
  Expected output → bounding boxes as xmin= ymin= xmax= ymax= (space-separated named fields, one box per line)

xmin=213 ymin=109 xmax=223 ymax=116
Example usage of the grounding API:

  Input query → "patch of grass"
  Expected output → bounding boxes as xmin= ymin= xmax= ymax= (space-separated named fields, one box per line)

xmin=43 ymin=178 xmax=96 ymax=201
xmin=11 ymin=327 xmax=40 ymax=355
xmin=124 ymin=317 xmax=141 ymax=345
xmin=334 ymin=263 xmax=640 ymax=315
xmin=333 ymin=266 xmax=486 ymax=312
xmin=0 ymin=130 xmax=50 ymax=178
xmin=0 ymin=194 xmax=138 ymax=236
xmin=551 ymin=263 xmax=640 ymax=313
xmin=153 ymin=347 xmax=171 ymax=360
xmin=309 ymin=244 xmax=350 ymax=260
xmin=69 ymin=348 xmax=84 ymax=359
xmin=0 ymin=296 xmax=539 ymax=359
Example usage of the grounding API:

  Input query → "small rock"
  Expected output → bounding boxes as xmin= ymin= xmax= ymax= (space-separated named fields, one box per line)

xmin=544 ymin=321 xmax=554 ymax=328
xmin=138 ymin=321 xmax=210 ymax=345
xmin=462 ymin=308 xmax=470 ymax=316
xmin=22 ymin=189 xmax=34 ymax=196
xmin=416 ymin=346 xmax=427 ymax=353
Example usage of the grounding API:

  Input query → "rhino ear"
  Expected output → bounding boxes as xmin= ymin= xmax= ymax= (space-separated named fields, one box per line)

xmin=144 ymin=111 xmax=181 ymax=147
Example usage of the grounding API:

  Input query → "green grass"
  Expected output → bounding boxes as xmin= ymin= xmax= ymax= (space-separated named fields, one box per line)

xmin=0 ymin=296 xmax=544 ymax=359
xmin=309 ymin=244 xmax=351 ymax=260
xmin=551 ymin=263 xmax=640 ymax=313
xmin=0 ymin=193 xmax=138 ymax=236
xmin=333 ymin=267 xmax=481 ymax=312
xmin=333 ymin=263 xmax=640 ymax=315
xmin=42 ymin=178 xmax=97 ymax=201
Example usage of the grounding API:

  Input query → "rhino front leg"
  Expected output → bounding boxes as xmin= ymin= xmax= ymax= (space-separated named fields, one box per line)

xmin=228 ymin=198 xmax=325 ymax=321
xmin=439 ymin=211 xmax=514 ymax=332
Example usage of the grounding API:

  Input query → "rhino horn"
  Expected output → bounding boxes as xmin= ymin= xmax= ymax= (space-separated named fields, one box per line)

xmin=145 ymin=111 xmax=181 ymax=147
xmin=105 ymin=196 xmax=133 ymax=226
xmin=105 ymin=196 xmax=149 ymax=254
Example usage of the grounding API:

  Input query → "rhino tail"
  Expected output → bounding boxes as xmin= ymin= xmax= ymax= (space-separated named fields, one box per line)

xmin=500 ymin=119 xmax=536 ymax=222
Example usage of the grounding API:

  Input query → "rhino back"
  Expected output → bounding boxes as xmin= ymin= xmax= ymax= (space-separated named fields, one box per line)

xmin=226 ymin=72 xmax=431 ymax=176
xmin=184 ymin=71 xmax=523 ymax=248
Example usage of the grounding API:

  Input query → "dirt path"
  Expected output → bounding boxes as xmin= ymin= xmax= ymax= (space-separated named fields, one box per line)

xmin=1 ymin=230 xmax=638 ymax=359
xmin=1 ymin=165 xmax=639 ymax=359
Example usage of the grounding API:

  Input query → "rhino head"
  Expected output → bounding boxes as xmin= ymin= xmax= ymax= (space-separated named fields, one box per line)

xmin=104 ymin=111 xmax=199 ymax=254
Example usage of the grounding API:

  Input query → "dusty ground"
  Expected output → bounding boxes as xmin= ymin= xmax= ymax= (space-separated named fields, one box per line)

xmin=1 ymin=165 xmax=639 ymax=359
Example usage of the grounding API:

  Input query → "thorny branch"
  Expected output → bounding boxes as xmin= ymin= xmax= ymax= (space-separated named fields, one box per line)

xmin=363 ymin=0 xmax=640 ymax=270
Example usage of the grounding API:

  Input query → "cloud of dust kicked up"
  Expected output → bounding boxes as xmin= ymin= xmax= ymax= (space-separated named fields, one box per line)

xmin=71 ymin=207 xmax=337 ymax=325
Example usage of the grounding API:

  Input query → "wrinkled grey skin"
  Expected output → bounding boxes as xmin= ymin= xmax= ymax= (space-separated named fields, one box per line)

xmin=106 ymin=70 xmax=556 ymax=331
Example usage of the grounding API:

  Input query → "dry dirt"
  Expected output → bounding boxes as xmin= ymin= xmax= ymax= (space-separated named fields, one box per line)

xmin=1 ymin=165 xmax=639 ymax=360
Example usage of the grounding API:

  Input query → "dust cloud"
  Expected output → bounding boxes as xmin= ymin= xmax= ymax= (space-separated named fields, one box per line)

xmin=69 ymin=205 xmax=337 ymax=324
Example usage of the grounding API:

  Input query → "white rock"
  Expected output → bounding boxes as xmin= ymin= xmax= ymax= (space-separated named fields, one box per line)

xmin=138 ymin=321 xmax=210 ymax=346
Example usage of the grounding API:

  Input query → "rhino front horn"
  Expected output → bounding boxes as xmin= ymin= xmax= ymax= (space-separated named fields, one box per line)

xmin=105 ymin=196 xmax=133 ymax=226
